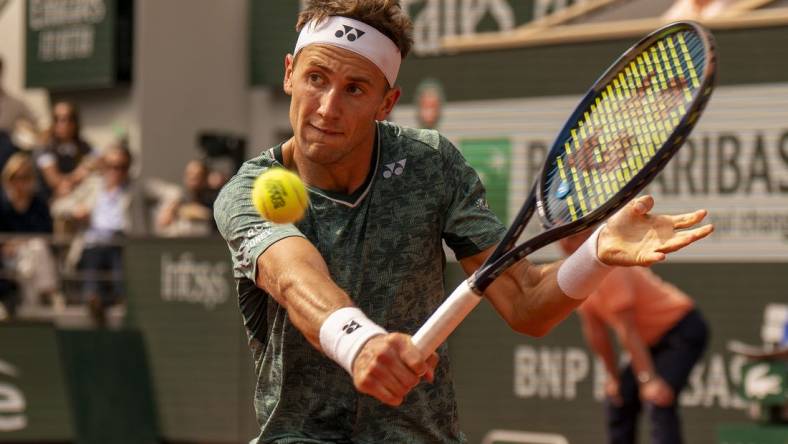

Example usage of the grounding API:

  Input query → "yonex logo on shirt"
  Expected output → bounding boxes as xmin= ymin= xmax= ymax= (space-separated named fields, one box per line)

xmin=335 ymin=25 xmax=365 ymax=42
xmin=342 ymin=320 xmax=361 ymax=334
xmin=382 ymin=159 xmax=407 ymax=178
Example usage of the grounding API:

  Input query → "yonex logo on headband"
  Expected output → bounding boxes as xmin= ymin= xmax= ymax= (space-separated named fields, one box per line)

xmin=335 ymin=25 xmax=365 ymax=42
xmin=294 ymin=16 xmax=401 ymax=86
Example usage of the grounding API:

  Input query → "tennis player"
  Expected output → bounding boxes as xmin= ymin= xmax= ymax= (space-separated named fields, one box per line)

xmin=214 ymin=1 xmax=713 ymax=442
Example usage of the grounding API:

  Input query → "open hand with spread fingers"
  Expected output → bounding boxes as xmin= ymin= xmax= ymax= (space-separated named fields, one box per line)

xmin=598 ymin=195 xmax=714 ymax=266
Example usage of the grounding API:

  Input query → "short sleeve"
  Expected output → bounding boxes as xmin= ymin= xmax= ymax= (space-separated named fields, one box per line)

xmin=37 ymin=152 xmax=56 ymax=169
xmin=214 ymin=154 xmax=305 ymax=281
xmin=439 ymin=136 xmax=506 ymax=259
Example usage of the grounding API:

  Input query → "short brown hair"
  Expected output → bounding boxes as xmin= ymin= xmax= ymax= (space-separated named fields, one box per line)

xmin=296 ymin=0 xmax=414 ymax=58
xmin=1 ymin=153 xmax=34 ymax=186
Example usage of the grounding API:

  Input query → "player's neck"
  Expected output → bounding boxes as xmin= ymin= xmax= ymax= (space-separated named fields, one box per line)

xmin=282 ymin=138 xmax=374 ymax=195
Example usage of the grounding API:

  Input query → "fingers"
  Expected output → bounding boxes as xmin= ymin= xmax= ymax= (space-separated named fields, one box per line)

xmin=656 ymin=224 xmax=714 ymax=254
xmin=642 ymin=379 xmax=676 ymax=407
xmin=670 ymin=209 xmax=708 ymax=229
xmin=648 ymin=387 xmax=674 ymax=407
xmin=631 ymin=195 xmax=654 ymax=215
xmin=352 ymin=333 xmax=434 ymax=406
xmin=423 ymin=352 xmax=439 ymax=383
xmin=640 ymin=251 xmax=666 ymax=265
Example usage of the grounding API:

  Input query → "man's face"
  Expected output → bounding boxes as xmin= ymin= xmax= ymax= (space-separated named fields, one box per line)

xmin=183 ymin=161 xmax=207 ymax=193
xmin=52 ymin=103 xmax=77 ymax=141
xmin=283 ymin=44 xmax=400 ymax=166
xmin=418 ymin=90 xmax=441 ymax=129
xmin=102 ymin=150 xmax=130 ymax=187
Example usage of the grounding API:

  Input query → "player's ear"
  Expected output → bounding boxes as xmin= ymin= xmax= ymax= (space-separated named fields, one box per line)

xmin=375 ymin=85 xmax=401 ymax=121
xmin=283 ymin=54 xmax=295 ymax=96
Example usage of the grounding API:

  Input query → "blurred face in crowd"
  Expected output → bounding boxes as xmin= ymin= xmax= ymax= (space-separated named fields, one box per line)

xmin=102 ymin=148 xmax=131 ymax=188
xmin=207 ymin=170 xmax=227 ymax=191
xmin=2 ymin=155 xmax=37 ymax=200
xmin=52 ymin=102 xmax=78 ymax=141
xmin=283 ymin=44 xmax=400 ymax=168
xmin=417 ymin=88 xmax=442 ymax=129
xmin=183 ymin=160 xmax=208 ymax=194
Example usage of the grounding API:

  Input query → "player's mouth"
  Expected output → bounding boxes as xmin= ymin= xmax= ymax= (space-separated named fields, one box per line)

xmin=309 ymin=123 xmax=343 ymax=136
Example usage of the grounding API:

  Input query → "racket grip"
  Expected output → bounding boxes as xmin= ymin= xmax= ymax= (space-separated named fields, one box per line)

xmin=412 ymin=280 xmax=481 ymax=355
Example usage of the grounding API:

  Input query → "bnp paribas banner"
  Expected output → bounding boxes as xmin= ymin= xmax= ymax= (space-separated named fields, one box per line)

xmin=392 ymin=82 xmax=788 ymax=262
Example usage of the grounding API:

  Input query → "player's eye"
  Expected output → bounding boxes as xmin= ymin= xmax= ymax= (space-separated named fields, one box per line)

xmin=307 ymin=72 xmax=324 ymax=86
xmin=347 ymin=84 xmax=364 ymax=96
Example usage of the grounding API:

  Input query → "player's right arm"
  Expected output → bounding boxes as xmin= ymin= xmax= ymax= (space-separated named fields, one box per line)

xmin=256 ymin=236 xmax=436 ymax=406
xmin=255 ymin=236 xmax=350 ymax=349
xmin=215 ymin=157 xmax=436 ymax=407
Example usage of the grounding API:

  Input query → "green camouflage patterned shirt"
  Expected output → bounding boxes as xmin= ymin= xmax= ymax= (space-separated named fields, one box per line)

xmin=214 ymin=121 xmax=506 ymax=444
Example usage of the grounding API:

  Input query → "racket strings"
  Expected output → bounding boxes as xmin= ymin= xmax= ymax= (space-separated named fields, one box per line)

xmin=544 ymin=30 xmax=706 ymax=224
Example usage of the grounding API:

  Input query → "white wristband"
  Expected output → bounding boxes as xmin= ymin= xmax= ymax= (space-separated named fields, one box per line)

xmin=319 ymin=307 xmax=387 ymax=375
xmin=557 ymin=224 xmax=612 ymax=300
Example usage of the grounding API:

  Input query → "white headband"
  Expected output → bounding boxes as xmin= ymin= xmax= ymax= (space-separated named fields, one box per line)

xmin=294 ymin=16 xmax=401 ymax=87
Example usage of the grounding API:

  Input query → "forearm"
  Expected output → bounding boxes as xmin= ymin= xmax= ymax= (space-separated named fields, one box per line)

xmin=69 ymin=166 xmax=90 ymax=184
xmin=579 ymin=312 xmax=619 ymax=378
xmin=256 ymin=236 xmax=354 ymax=350
xmin=484 ymin=260 xmax=584 ymax=337
xmin=42 ymin=166 xmax=63 ymax=189
xmin=479 ymin=226 xmax=611 ymax=336
xmin=587 ymin=330 xmax=619 ymax=378
xmin=616 ymin=323 xmax=656 ymax=381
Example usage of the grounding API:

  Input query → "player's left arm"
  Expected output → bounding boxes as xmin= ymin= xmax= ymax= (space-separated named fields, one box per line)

xmin=459 ymin=195 xmax=712 ymax=337
xmin=459 ymin=248 xmax=574 ymax=337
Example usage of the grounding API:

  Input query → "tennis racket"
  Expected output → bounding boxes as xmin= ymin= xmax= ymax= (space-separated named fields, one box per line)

xmin=412 ymin=21 xmax=717 ymax=355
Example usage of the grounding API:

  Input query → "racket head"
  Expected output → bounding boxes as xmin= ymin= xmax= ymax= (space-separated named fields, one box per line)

xmin=536 ymin=21 xmax=716 ymax=232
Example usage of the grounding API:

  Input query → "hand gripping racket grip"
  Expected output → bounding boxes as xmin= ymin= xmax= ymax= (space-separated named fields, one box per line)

xmin=412 ymin=280 xmax=481 ymax=355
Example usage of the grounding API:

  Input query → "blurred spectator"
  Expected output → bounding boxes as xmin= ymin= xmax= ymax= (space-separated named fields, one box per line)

xmin=207 ymin=167 xmax=229 ymax=194
xmin=0 ymin=57 xmax=37 ymax=134
xmin=53 ymin=142 xmax=145 ymax=326
xmin=36 ymin=101 xmax=96 ymax=200
xmin=0 ymin=153 xmax=51 ymax=232
xmin=155 ymin=159 xmax=217 ymax=237
xmin=415 ymin=78 xmax=445 ymax=129
xmin=0 ymin=153 xmax=61 ymax=317
xmin=663 ymin=0 xmax=735 ymax=20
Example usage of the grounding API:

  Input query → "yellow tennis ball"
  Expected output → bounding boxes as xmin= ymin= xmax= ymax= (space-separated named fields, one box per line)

xmin=251 ymin=168 xmax=309 ymax=224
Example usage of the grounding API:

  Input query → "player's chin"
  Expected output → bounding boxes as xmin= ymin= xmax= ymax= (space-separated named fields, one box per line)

xmin=301 ymin=142 xmax=350 ymax=165
xmin=302 ymin=134 xmax=347 ymax=153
